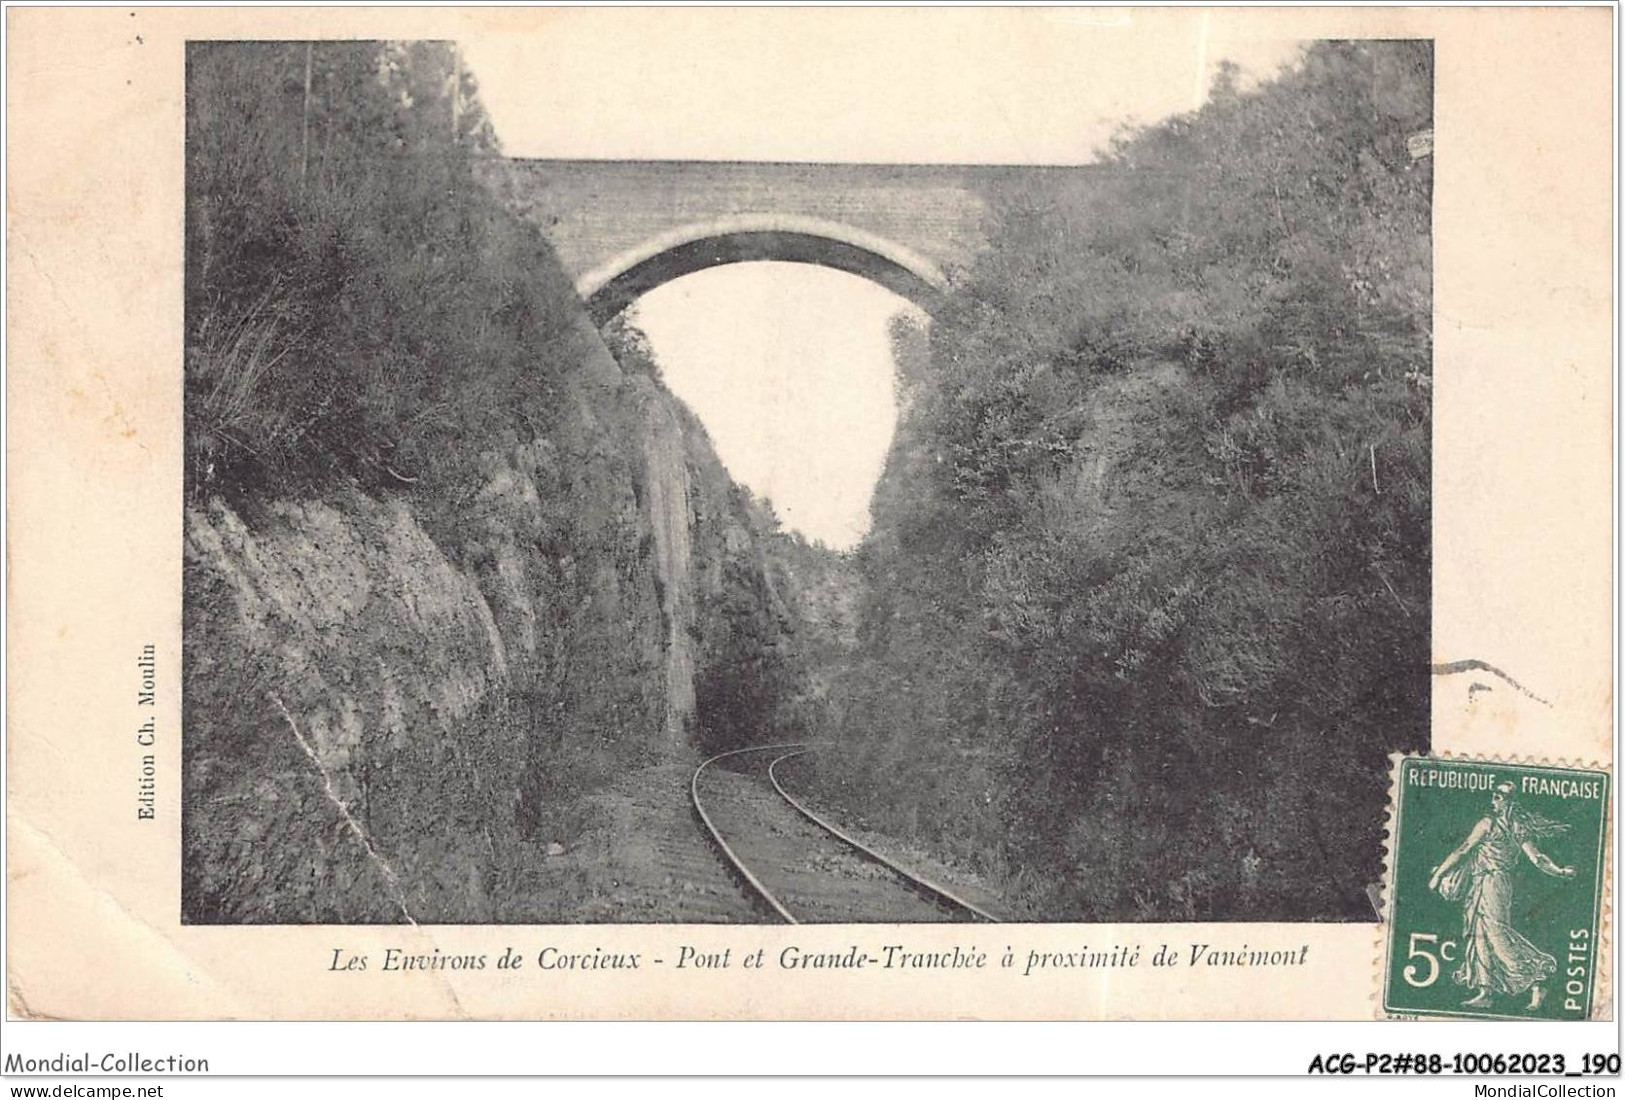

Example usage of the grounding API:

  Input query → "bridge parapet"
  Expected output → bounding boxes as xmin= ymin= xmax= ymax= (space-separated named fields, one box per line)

xmin=477 ymin=158 xmax=1101 ymax=319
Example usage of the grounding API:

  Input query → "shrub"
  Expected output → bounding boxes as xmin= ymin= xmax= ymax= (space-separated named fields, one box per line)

xmin=186 ymin=41 xmax=578 ymax=504
xmin=814 ymin=41 xmax=1432 ymax=919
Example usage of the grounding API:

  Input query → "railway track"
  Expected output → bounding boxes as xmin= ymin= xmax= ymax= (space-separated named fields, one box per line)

xmin=691 ymin=744 xmax=1000 ymax=924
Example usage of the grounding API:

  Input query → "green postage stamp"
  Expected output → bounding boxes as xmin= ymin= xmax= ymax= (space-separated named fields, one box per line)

xmin=1383 ymin=757 xmax=1610 ymax=1020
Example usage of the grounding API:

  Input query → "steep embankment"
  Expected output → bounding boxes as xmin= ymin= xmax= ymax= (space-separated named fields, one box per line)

xmin=807 ymin=42 xmax=1433 ymax=921
xmin=183 ymin=291 xmax=813 ymax=926
xmin=182 ymin=42 xmax=830 ymax=924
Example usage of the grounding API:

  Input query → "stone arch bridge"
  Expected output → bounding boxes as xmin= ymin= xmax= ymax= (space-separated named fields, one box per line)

xmin=477 ymin=159 xmax=1100 ymax=323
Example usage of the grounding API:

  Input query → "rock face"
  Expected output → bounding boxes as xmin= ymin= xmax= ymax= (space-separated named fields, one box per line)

xmin=184 ymin=490 xmax=527 ymax=923
xmin=181 ymin=322 xmax=797 ymax=923
xmin=635 ymin=381 xmax=697 ymax=746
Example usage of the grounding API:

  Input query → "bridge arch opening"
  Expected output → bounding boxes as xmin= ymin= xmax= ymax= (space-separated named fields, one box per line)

xmin=577 ymin=214 xmax=948 ymax=324
xmin=630 ymin=260 xmax=923 ymax=550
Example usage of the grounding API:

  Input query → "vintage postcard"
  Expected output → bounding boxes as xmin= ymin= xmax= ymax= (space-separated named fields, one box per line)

xmin=4 ymin=7 xmax=1613 ymax=1023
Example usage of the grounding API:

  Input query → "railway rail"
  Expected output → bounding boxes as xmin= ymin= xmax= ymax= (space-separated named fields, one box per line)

xmin=690 ymin=743 xmax=1001 ymax=924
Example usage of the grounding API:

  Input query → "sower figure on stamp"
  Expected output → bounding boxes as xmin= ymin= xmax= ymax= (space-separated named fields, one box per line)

xmin=1428 ymin=782 xmax=1576 ymax=1009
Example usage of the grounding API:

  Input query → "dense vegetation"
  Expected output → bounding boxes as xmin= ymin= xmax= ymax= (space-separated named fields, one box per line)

xmin=813 ymin=42 xmax=1432 ymax=920
xmin=183 ymin=43 xmax=815 ymax=921
xmin=186 ymin=41 xmax=580 ymax=509
xmin=186 ymin=39 xmax=1431 ymax=924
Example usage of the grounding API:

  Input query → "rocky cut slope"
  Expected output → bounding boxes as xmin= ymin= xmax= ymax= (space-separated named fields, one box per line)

xmin=181 ymin=41 xmax=817 ymax=924
xmin=183 ymin=309 xmax=820 ymax=925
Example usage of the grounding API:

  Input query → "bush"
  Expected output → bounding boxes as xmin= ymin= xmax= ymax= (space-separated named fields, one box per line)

xmin=814 ymin=41 xmax=1432 ymax=919
xmin=186 ymin=41 xmax=578 ymax=504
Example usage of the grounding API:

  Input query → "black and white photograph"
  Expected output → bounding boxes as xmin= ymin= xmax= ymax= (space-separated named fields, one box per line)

xmin=180 ymin=29 xmax=1433 ymax=928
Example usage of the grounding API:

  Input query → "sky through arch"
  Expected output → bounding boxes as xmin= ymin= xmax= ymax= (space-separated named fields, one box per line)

xmin=632 ymin=262 xmax=924 ymax=550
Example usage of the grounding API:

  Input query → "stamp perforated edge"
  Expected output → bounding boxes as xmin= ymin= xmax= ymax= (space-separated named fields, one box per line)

xmin=1374 ymin=750 xmax=1614 ymax=1021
